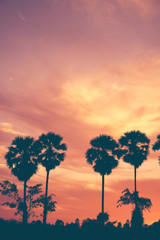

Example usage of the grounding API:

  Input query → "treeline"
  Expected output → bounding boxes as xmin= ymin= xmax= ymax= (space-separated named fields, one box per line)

xmin=0 ymin=130 xmax=160 ymax=227
xmin=0 ymin=217 xmax=160 ymax=240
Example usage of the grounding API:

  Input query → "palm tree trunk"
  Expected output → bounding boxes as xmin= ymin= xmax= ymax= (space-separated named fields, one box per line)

xmin=102 ymin=174 xmax=104 ymax=213
xmin=134 ymin=166 xmax=137 ymax=193
xmin=23 ymin=180 xmax=27 ymax=224
xmin=102 ymin=174 xmax=105 ymax=225
xmin=134 ymin=166 xmax=137 ymax=208
xmin=43 ymin=170 xmax=50 ymax=225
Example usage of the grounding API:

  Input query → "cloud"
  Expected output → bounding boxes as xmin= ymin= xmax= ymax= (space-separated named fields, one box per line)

xmin=112 ymin=83 xmax=125 ymax=91
xmin=0 ymin=0 xmax=160 ymax=225
xmin=46 ymin=0 xmax=158 ymax=22
xmin=18 ymin=12 xmax=26 ymax=22
xmin=0 ymin=122 xmax=26 ymax=136
xmin=0 ymin=164 xmax=12 ymax=181
xmin=117 ymin=0 xmax=154 ymax=19
xmin=61 ymin=79 xmax=102 ymax=106
xmin=0 ymin=146 xmax=7 ymax=158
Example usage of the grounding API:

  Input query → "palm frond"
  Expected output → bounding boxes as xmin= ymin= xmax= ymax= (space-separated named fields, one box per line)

xmin=119 ymin=130 xmax=150 ymax=168
xmin=5 ymin=136 xmax=39 ymax=181
xmin=117 ymin=188 xmax=152 ymax=211
xmin=86 ymin=135 xmax=119 ymax=175
xmin=86 ymin=148 xmax=100 ymax=165
xmin=38 ymin=132 xmax=67 ymax=172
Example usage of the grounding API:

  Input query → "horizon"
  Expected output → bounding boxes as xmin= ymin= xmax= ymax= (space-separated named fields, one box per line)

xmin=0 ymin=0 xmax=160 ymax=225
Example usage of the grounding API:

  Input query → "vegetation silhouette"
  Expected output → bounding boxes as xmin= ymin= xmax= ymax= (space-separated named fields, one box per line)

xmin=86 ymin=135 xmax=120 ymax=224
xmin=0 ymin=217 xmax=160 ymax=240
xmin=37 ymin=132 xmax=67 ymax=225
xmin=0 ymin=129 xmax=159 ymax=239
xmin=97 ymin=212 xmax=109 ymax=224
xmin=0 ymin=180 xmax=56 ymax=220
xmin=34 ymin=193 xmax=56 ymax=217
xmin=119 ymin=131 xmax=150 ymax=207
xmin=117 ymin=188 xmax=152 ymax=228
xmin=131 ymin=205 xmax=144 ymax=229
xmin=152 ymin=134 xmax=160 ymax=164
xmin=5 ymin=137 xmax=40 ymax=224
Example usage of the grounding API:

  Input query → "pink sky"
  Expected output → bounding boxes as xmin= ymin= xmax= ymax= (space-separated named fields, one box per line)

xmin=0 ymin=0 xmax=160 ymax=225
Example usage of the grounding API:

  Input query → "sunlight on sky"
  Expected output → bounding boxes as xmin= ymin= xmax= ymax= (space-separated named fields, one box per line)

xmin=0 ymin=122 xmax=26 ymax=136
xmin=62 ymin=80 xmax=102 ymax=105
xmin=0 ymin=0 xmax=160 ymax=225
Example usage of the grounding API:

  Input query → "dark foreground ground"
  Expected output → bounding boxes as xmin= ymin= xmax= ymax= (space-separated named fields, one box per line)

xmin=0 ymin=219 xmax=159 ymax=240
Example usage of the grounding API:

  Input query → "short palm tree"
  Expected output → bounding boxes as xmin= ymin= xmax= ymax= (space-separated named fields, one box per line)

xmin=86 ymin=135 xmax=119 ymax=220
xmin=5 ymin=136 xmax=40 ymax=224
xmin=117 ymin=188 xmax=152 ymax=228
xmin=119 ymin=130 xmax=150 ymax=204
xmin=117 ymin=188 xmax=152 ymax=211
xmin=38 ymin=132 xmax=67 ymax=225
xmin=152 ymin=134 xmax=160 ymax=164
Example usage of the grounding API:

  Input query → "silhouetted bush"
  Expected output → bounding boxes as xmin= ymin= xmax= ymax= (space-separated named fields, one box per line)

xmin=131 ymin=206 xmax=144 ymax=229
xmin=0 ymin=218 xmax=160 ymax=240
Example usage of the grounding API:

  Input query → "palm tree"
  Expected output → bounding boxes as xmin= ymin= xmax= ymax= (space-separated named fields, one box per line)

xmin=86 ymin=135 xmax=119 ymax=221
xmin=38 ymin=132 xmax=67 ymax=225
xmin=152 ymin=134 xmax=160 ymax=165
xmin=119 ymin=130 xmax=150 ymax=206
xmin=5 ymin=136 xmax=40 ymax=224
xmin=117 ymin=188 xmax=152 ymax=228
xmin=117 ymin=188 xmax=152 ymax=211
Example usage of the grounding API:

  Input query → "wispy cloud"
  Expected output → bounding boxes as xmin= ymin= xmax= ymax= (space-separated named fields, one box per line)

xmin=0 ymin=122 xmax=26 ymax=136
xmin=0 ymin=0 xmax=160 ymax=224
xmin=112 ymin=83 xmax=125 ymax=91
xmin=18 ymin=12 xmax=26 ymax=22
xmin=0 ymin=146 xmax=7 ymax=157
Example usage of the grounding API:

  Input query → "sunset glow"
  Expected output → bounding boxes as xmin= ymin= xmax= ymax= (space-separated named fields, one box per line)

xmin=0 ymin=0 xmax=160 ymax=225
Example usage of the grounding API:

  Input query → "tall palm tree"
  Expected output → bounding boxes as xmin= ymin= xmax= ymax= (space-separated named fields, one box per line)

xmin=152 ymin=134 xmax=160 ymax=165
xmin=119 ymin=130 xmax=150 ymax=206
xmin=38 ymin=132 xmax=67 ymax=225
xmin=86 ymin=135 xmax=119 ymax=220
xmin=5 ymin=136 xmax=40 ymax=224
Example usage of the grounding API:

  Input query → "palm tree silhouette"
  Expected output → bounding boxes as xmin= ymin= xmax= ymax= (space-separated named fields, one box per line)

xmin=5 ymin=136 xmax=40 ymax=224
xmin=117 ymin=188 xmax=152 ymax=228
xmin=38 ymin=132 xmax=67 ymax=225
xmin=86 ymin=135 xmax=119 ymax=221
xmin=152 ymin=135 xmax=160 ymax=165
xmin=117 ymin=188 xmax=152 ymax=211
xmin=119 ymin=130 xmax=150 ymax=206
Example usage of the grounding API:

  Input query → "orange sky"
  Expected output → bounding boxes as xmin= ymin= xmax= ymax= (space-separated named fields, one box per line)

xmin=0 ymin=0 xmax=160 ymax=225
